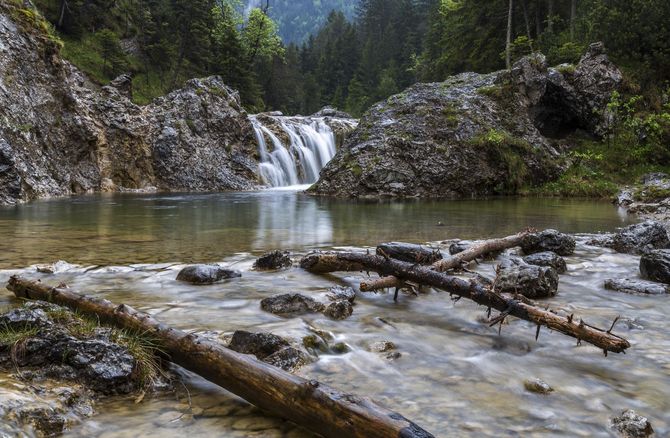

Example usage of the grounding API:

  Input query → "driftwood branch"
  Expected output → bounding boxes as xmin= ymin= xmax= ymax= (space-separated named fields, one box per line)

xmin=361 ymin=232 xmax=529 ymax=292
xmin=7 ymin=276 xmax=434 ymax=438
xmin=300 ymin=252 xmax=630 ymax=354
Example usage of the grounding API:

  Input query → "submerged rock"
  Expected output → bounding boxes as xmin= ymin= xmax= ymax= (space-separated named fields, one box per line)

xmin=253 ymin=251 xmax=292 ymax=270
xmin=323 ymin=300 xmax=354 ymax=320
xmin=523 ymin=251 xmax=567 ymax=273
xmin=604 ymin=278 xmax=669 ymax=295
xmin=376 ymin=242 xmax=442 ymax=264
xmin=260 ymin=294 xmax=325 ymax=316
xmin=639 ymin=249 xmax=670 ymax=284
xmin=611 ymin=221 xmax=670 ymax=254
xmin=176 ymin=264 xmax=241 ymax=285
xmin=521 ymin=229 xmax=576 ymax=256
xmin=326 ymin=286 xmax=356 ymax=303
xmin=523 ymin=378 xmax=554 ymax=395
xmin=309 ymin=45 xmax=621 ymax=198
xmin=610 ymin=409 xmax=654 ymax=438
xmin=495 ymin=257 xmax=559 ymax=298
xmin=227 ymin=331 xmax=310 ymax=372
xmin=368 ymin=341 xmax=396 ymax=353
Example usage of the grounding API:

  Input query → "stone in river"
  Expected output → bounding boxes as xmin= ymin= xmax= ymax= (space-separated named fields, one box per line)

xmin=611 ymin=221 xmax=670 ymax=254
xmin=523 ymin=251 xmax=567 ymax=273
xmin=176 ymin=264 xmax=241 ymax=285
xmin=253 ymin=250 xmax=292 ymax=270
xmin=639 ymin=249 xmax=670 ymax=284
xmin=260 ymin=294 xmax=325 ymax=316
xmin=524 ymin=378 xmax=554 ymax=395
xmin=604 ymin=278 xmax=669 ymax=295
xmin=610 ymin=409 xmax=654 ymax=438
xmin=521 ymin=229 xmax=576 ymax=256
xmin=495 ymin=257 xmax=559 ymax=298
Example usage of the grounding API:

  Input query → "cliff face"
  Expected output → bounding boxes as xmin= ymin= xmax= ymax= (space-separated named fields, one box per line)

xmin=309 ymin=43 xmax=622 ymax=198
xmin=0 ymin=2 xmax=259 ymax=205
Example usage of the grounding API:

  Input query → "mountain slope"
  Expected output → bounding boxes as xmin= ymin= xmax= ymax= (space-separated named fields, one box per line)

xmin=244 ymin=0 xmax=358 ymax=43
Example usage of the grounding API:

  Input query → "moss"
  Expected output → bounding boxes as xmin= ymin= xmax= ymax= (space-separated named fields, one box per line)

xmin=350 ymin=164 xmax=363 ymax=177
xmin=633 ymin=185 xmax=670 ymax=202
xmin=185 ymin=118 xmax=196 ymax=132
xmin=441 ymin=104 xmax=460 ymax=128
xmin=4 ymin=2 xmax=63 ymax=51
xmin=557 ymin=64 xmax=576 ymax=75
xmin=17 ymin=123 xmax=33 ymax=133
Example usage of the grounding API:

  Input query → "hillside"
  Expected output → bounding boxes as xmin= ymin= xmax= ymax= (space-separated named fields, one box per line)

xmin=244 ymin=0 xmax=358 ymax=43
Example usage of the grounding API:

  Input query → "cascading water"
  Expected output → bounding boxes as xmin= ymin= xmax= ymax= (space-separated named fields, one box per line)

xmin=250 ymin=116 xmax=352 ymax=187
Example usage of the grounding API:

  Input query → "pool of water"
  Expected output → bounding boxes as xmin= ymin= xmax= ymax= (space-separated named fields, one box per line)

xmin=1 ymin=191 xmax=668 ymax=437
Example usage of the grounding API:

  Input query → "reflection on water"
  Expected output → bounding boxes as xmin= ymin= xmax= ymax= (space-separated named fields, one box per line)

xmin=1 ymin=191 xmax=667 ymax=437
xmin=0 ymin=191 xmax=634 ymax=269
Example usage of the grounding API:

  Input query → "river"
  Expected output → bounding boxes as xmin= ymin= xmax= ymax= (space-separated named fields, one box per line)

xmin=0 ymin=190 xmax=668 ymax=437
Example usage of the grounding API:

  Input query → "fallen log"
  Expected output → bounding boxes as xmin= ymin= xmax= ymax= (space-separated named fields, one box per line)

xmin=7 ymin=276 xmax=434 ymax=438
xmin=361 ymin=232 xmax=530 ymax=292
xmin=301 ymin=252 xmax=630 ymax=354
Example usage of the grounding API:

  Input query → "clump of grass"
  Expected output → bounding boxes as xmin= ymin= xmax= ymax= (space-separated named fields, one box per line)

xmin=0 ymin=323 xmax=39 ymax=346
xmin=111 ymin=329 xmax=166 ymax=388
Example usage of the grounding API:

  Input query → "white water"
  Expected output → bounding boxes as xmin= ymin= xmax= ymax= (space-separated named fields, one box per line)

xmin=250 ymin=116 xmax=344 ymax=187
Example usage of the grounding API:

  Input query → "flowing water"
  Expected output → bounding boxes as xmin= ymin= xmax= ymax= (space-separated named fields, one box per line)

xmin=250 ymin=116 xmax=355 ymax=187
xmin=0 ymin=191 xmax=668 ymax=437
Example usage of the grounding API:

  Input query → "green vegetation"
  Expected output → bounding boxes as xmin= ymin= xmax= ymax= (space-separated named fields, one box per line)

xmin=0 ymin=323 xmax=39 ymax=346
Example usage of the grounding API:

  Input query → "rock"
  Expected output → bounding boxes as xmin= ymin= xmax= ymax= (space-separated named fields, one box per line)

xmin=176 ymin=264 xmax=241 ymax=285
xmin=368 ymin=341 xmax=396 ymax=353
xmin=521 ymin=229 xmax=576 ymax=256
xmin=253 ymin=251 xmax=292 ymax=270
xmin=323 ymin=300 xmax=354 ymax=320
xmin=615 ymin=189 xmax=635 ymax=206
xmin=227 ymin=331 xmax=310 ymax=372
xmin=311 ymin=106 xmax=353 ymax=119
xmin=260 ymin=294 xmax=325 ymax=316
xmin=610 ymin=409 xmax=654 ymax=438
xmin=326 ymin=286 xmax=356 ymax=303
xmin=0 ymin=303 xmax=165 ymax=394
xmin=640 ymin=249 xmax=670 ymax=284
xmin=604 ymin=278 xmax=670 ymax=295
xmin=523 ymin=378 xmax=554 ymax=395
xmin=611 ymin=221 xmax=670 ymax=254
xmin=495 ymin=257 xmax=559 ymax=298
xmin=641 ymin=172 xmax=669 ymax=186
xmin=309 ymin=45 xmax=622 ymax=198
xmin=385 ymin=352 xmax=402 ymax=360
xmin=523 ymin=251 xmax=567 ymax=274
xmin=376 ymin=242 xmax=442 ymax=264
xmin=227 ymin=331 xmax=289 ymax=360
xmin=449 ymin=241 xmax=470 ymax=255
xmin=35 ymin=260 xmax=78 ymax=274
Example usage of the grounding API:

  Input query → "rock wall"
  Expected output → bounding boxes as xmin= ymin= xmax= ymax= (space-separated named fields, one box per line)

xmin=309 ymin=43 xmax=622 ymax=198
xmin=0 ymin=2 xmax=259 ymax=205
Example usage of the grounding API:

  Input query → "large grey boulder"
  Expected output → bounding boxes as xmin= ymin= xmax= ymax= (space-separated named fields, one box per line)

xmin=521 ymin=229 xmax=576 ymax=256
xmin=309 ymin=44 xmax=621 ymax=198
xmin=611 ymin=221 xmax=670 ymax=254
xmin=640 ymin=249 xmax=670 ymax=284
xmin=523 ymin=251 xmax=567 ymax=273
xmin=176 ymin=264 xmax=241 ymax=285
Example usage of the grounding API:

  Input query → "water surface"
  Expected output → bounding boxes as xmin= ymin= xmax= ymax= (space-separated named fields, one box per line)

xmin=1 ymin=191 xmax=667 ymax=437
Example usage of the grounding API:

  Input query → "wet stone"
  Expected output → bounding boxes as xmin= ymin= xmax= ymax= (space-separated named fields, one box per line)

xmin=521 ymin=229 xmax=576 ymax=256
xmin=326 ymin=286 xmax=356 ymax=303
xmin=368 ymin=341 xmax=396 ymax=353
xmin=523 ymin=251 xmax=567 ymax=274
xmin=376 ymin=242 xmax=442 ymax=264
xmin=176 ymin=264 xmax=241 ymax=285
xmin=323 ymin=300 xmax=353 ymax=320
xmin=639 ymin=249 xmax=670 ymax=284
xmin=524 ymin=378 xmax=554 ymax=395
xmin=611 ymin=221 xmax=670 ymax=254
xmin=263 ymin=347 xmax=311 ymax=372
xmin=495 ymin=257 xmax=559 ymax=298
xmin=610 ymin=409 xmax=654 ymax=438
xmin=253 ymin=250 xmax=292 ymax=270
xmin=228 ymin=331 xmax=289 ymax=360
xmin=260 ymin=294 xmax=325 ymax=316
xmin=604 ymin=278 xmax=669 ymax=295
xmin=449 ymin=241 xmax=470 ymax=255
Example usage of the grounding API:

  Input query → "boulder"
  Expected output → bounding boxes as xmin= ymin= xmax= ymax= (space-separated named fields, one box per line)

xmin=521 ymin=229 xmax=576 ymax=256
xmin=323 ymin=300 xmax=354 ymax=320
xmin=495 ymin=257 xmax=559 ymax=298
xmin=260 ymin=293 xmax=325 ymax=316
xmin=610 ymin=410 xmax=654 ymax=438
xmin=604 ymin=278 xmax=669 ymax=295
xmin=227 ymin=330 xmax=310 ymax=372
xmin=639 ymin=249 xmax=670 ymax=284
xmin=523 ymin=251 xmax=567 ymax=273
xmin=611 ymin=221 xmax=670 ymax=254
xmin=309 ymin=45 xmax=621 ymax=198
xmin=326 ymin=286 xmax=356 ymax=303
xmin=377 ymin=242 xmax=442 ymax=264
xmin=253 ymin=251 xmax=292 ymax=270
xmin=523 ymin=378 xmax=554 ymax=395
xmin=176 ymin=264 xmax=241 ymax=285
xmin=311 ymin=106 xmax=354 ymax=119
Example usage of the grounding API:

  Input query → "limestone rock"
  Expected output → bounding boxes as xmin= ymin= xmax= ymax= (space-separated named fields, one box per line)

xmin=176 ymin=265 xmax=241 ymax=285
xmin=611 ymin=221 xmax=670 ymax=254
xmin=253 ymin=251 xmax=292 ymax=270
xmin=523 ymin=251 xmax=567 ymax=273
xmin=495 ymin=257 xmax=559 ymax=298
xmin=521 ymin=229 xmax=576 ymax=256
xmin=640 ymin=249 xmax=670 ymax=284
xmin=604 ymin=278 xmax=669 ymax=295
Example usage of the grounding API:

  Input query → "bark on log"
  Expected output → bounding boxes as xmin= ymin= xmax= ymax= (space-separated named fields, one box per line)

xmin=6 ymin=276 xmax=434 ymax=438
xmin=362 ymin=232 xmax=529 ymax=292
xmin=300 ymin=252 xmax=630 ymax=354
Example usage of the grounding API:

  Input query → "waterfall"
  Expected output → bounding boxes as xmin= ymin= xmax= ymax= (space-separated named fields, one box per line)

xmin=250 ymin=116 xmax=348 ymax=188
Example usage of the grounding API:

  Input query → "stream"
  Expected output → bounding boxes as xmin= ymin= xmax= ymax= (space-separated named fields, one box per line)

xmin=1 ymin=190 xmax=668 ymax=437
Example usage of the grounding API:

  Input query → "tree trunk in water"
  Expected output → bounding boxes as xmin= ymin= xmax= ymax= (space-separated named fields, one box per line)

xmin=300 ymin=252 xmax=630 ymax=354
xmin=506 ymin=0 xmax=514 ymax=69
xmin=360 ymin=232 xmax=530 ymax=292
xmin=6 ymin=276 xmax=434 ymax=438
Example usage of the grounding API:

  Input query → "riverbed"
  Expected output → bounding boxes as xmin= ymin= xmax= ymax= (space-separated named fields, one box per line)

xmin=1 ymin=190 xmax=668 ymax=437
